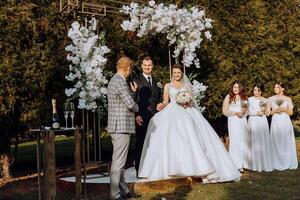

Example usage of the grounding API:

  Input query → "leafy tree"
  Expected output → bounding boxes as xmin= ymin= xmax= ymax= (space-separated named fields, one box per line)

xmin=0 ymin=0 xmax=70 ymax=178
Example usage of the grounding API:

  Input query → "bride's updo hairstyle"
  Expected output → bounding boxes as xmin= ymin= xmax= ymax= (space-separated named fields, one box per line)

xmin=171 ymin=64 xmax=184 ymax=80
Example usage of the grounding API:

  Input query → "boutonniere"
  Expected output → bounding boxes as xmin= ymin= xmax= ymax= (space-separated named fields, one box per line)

xmin=157 ymin=82 xmax=163 ymax=89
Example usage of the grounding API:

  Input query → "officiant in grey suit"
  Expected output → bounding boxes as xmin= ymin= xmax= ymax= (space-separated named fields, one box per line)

xmin=107 ymin=56 xmax=138 ymax=200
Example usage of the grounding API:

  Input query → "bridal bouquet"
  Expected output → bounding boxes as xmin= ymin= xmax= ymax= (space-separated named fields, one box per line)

xmin=175 ymin=91 xmax=193 ymax=107
xmin=275 ymin=99 xmax=284 ymax=107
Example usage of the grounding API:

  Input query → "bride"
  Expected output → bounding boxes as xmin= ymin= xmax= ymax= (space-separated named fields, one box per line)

xmin=138 ymin=64 xmax=241 ymax=183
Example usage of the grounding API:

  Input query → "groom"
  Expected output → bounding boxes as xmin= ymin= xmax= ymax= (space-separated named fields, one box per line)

xmin=107 ymin=56 xmax=138 ymax=200
xmin=132 ymin=56 xmax=162 ymax=176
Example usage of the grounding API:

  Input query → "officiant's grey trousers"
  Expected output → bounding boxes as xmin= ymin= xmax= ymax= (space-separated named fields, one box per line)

xmin=110 ymin=133 xmax=130 ymax=200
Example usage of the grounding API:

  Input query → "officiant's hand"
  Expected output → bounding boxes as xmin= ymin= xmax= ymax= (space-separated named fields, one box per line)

xmin=130 ymin=81 xmax=138 ymax=93
xmin=136 ymin=116 xmax=143 ymax=126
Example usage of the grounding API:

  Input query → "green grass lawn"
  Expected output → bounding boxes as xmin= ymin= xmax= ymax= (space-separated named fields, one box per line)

xmin=4 ymin=135 xmax=300 ymax=200
xmin=132 ymin=137 xmax=300 ymax=199
xmin=10 ymin=134 xmax=135 ymax=176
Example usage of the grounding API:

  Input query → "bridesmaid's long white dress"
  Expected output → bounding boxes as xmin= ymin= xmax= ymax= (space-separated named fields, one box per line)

xmin=248 ymin=97 xmax=273 ymax=172
xmin=227 ymin=100 xmax=250 ymax=170
xmin=269 ymin=97 xmax=298 ymax=170
xmin=138 ymin=85 xmax=241 ymax=183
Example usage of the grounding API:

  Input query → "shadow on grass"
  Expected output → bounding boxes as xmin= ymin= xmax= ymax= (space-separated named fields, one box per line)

xmin=148 ymin=185 xmax=192 ymax=200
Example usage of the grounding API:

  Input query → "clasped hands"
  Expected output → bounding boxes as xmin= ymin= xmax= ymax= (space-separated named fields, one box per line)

xmin=135 ymin=103 xmax=166 ymax=126
xmin=274 ymin=106 xmax=287 ymax=114
xmin=234 ymin=109 xmax=247 ymax=118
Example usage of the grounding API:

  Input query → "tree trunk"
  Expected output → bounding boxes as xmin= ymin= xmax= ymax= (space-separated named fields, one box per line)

xmin=0 ymin=154 xmax=11 ymax=179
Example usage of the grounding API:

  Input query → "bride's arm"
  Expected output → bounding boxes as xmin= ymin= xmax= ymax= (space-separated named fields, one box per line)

xmin=162 ymin=83 xmax=170 ymax=106
xmin=157 ymin=83 xmax=170 ymax=111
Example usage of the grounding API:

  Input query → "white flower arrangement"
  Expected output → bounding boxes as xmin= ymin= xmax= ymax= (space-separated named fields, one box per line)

xmin=191 ymin=80 xmax=207 ymax=112
xmin=65 ymin=18 xmax=111 ymax=110
xmin=157 ymin=81 xmax=163 ymax=89
xmin=121 ymin=0 xmax=213 ymax=68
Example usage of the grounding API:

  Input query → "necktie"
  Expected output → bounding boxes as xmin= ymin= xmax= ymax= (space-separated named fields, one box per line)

xmin=147 ymin=77 xmax=152 ymax=86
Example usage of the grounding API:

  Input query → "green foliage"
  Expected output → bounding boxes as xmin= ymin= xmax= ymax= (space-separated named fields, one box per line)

xmin=0 ymin=1 xmax=71 ymax=152
xmin=198 ymin=0 xmax=300 ymax=119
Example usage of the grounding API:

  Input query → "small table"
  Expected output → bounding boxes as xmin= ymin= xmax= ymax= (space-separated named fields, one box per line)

xmin=30 ymin=127 xmax=78 ymax=200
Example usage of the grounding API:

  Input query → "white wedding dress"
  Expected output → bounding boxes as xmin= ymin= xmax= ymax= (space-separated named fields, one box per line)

xmin=227 ymin=99 xmax=250 ymax=170
xmin=248 ymin=97 xmax=273 ymax=172
xmin=269 ymin=96 xmax=298 ymax=170
xmin=138 ymin=84 xmax=241 ymax=183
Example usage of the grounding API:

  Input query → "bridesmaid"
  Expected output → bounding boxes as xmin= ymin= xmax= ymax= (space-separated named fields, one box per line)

xmin=248 ymin=83 xmax=273 ymax=172
xmin=267 ymin=82 xmax=298 ymax=170
xmin=222 ymin=80 xmax=250 ymax=172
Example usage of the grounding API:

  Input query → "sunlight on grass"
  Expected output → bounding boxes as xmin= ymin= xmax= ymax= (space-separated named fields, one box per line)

xmin=130 ymin=139 xmax=300 ymax=200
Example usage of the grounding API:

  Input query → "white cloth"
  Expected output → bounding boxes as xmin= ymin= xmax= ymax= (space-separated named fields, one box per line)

xmin=248 ymin=97 xmax=273 ymax=172
xmin=227 ymin=100 xmax=250 ymax=169
xmin=269 ymin=97 xmax=298 ymax=170
xmin=138 ymin=85 xmax=241 ymax=183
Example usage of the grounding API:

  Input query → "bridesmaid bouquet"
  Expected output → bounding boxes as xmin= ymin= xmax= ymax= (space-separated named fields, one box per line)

xmin=259 ymin=100 xmax=267 ymax=111
xmin=175 ymin=91 xmax=193 ymax=107
xmin=241 ymin=100 xmax=249 ymax=110
xmin=275 ymin=99 xmax=284 ymax=107
xmin=241 ymin=100 xmax=249 ymax=114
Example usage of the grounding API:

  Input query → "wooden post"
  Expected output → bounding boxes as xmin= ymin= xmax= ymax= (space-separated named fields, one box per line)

xmin=36 ymin=130 xmax=42 ymax=200
xmin=75 ymin=127 xmax=81 ymax=200
xmin=43 ymin=130 xmax=56 ymax=200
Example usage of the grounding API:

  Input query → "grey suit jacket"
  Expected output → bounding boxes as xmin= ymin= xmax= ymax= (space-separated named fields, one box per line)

xmin=107 ymin=73 xmax=139 ymax=134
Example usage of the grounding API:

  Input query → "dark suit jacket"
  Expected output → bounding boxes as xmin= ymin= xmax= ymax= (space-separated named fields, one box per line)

xmin=133 ymin=73 xmax=162 ymax=120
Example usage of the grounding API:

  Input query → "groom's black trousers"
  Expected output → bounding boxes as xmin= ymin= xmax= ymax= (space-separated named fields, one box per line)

xmin=135 ymin=115 xmax=151 ymax=175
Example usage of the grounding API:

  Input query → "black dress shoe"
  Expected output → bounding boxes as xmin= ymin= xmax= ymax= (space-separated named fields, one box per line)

xmin=114 ymin=197 xmax=125 ymax=200
xmin=122 ymin=192 xmax=141 ymax=199
xmin=122 ymin=192 xmax=132 ymax=199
